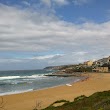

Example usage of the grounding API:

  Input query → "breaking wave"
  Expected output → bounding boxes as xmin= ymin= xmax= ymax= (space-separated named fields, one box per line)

xmin=0 ymin=74 xmax=48 ymax=80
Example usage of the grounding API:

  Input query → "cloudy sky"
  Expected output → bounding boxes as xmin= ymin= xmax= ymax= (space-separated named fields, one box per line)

xmin=0 ymin=0 xmax=110 ymax=70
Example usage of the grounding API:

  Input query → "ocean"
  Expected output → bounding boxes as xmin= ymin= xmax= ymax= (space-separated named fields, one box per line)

xmin=0 ymin=69 xmax=82 ymax=96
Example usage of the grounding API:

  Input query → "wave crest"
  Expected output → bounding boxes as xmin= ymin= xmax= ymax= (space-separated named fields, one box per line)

xmin=0 ymin=74 xmax=48 ymax=80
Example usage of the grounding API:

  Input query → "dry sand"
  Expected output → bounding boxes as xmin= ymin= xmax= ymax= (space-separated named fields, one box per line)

xmin=2 ymin=73 xmax=110 ymax=110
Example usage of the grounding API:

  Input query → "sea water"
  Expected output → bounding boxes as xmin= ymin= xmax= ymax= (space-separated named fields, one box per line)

xmin=0 ymin=69 xmax=81 ymax=96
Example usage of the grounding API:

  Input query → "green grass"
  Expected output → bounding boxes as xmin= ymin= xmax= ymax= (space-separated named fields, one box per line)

xmin=42 ymin=90 xmax=110 ymax=110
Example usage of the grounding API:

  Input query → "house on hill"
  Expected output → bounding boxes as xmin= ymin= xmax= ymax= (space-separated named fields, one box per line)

xmin=93 ymin=56 xmax=110 ymax=66
xmin=84 ymin=61 xmax=93 ymax=66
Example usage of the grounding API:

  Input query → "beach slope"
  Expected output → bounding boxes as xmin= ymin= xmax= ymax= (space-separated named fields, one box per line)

xmin=2 ymin=73 xmax=110 ymax=110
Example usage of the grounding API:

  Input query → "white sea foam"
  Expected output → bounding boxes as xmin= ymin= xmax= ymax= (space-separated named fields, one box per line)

xmin=0 ymin=70 xmax=82 ymax=96
xmin=22 ymin=74 xmax=47 ymax=79
xmin=74 ymin=79 xmax=80 ymax=82
xmin=0 ymin=89 xmax=33 ymax=96
xmin=0 ymin=74 xmax=47 ymax=80
xmin=0 ymin=76 xmax=21 ymax=80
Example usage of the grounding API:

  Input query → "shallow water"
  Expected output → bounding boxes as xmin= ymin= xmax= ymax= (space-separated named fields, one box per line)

xmin=0 ymin=69 xmax=82 ymax=96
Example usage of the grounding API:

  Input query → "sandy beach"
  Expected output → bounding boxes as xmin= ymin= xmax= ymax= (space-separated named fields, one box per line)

xmin=2 ymin=73 xmax=110 ymax=110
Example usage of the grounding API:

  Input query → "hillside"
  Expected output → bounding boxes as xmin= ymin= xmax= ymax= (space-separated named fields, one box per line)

xmin=44 ymin=56 xmax=110 ymax=73
xmin=42 ymin=90 xmax=110 ymax=110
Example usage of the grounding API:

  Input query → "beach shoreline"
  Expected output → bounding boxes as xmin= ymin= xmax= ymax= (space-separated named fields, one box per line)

xmin=2 ymin=73 xmax=110 ymax=110
xmin=0 ymin=75 xmax=84 ymax=96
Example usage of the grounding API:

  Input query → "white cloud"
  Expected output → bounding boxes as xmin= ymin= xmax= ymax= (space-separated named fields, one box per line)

xmin=46 ymin=51 xmax=99 ymax=65
xmin=40 ymin=0 xmax=90 ymax=7
xmin=0 ymin=58 xmax=22 ymax=63
xmin=53 ymin=0 xmax=69 ymax=6
xmin=41 ymin=0 xmax=51 ymax=7
xmin=0 ymin=4 xmax=110 ymax=69
xmin=30 ymin=54 xmax=64 ymax=60
xmin=22 ymin=1 xmax=31 ymax=6
xmin=72 ymin=51 xmax=88 ymax=55
xmin=40 ymin=0 xmax=69 ymax=8
xmin=0 ymin=4 xmax=110 ymax=54
xmin=72 ymin=0 xmax=91 ymax=5
xmin=106 ymin=9 xmax=110 ymax=20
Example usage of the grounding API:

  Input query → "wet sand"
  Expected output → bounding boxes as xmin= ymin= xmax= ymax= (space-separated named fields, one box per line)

xmin=2 ymin=73 xmax=110 ymax=110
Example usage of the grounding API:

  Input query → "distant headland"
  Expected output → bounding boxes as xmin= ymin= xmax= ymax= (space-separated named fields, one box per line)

xmin=44 ymin=56 xmax=110 ymax=73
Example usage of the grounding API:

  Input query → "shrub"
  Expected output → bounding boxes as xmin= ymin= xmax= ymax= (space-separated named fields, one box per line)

xmin=42 ymin=90 xmax=110 ymax=110
xmin=74 ymin=95 xmax=87 ymax=101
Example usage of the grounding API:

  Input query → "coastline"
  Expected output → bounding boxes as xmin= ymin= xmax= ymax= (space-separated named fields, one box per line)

xmin=2 ymin=73 xmax=110 ymax=110
xmin=0 ymin=75 xmax=83 ymax=96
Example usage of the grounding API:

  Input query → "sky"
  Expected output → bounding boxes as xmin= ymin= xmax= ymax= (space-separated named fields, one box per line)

xmin=0 ymin=0 xmax=110 ymax=70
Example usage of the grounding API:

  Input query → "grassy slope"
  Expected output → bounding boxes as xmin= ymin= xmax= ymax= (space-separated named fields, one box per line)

xmin=42 ymin=90 xmax=110 ymax=110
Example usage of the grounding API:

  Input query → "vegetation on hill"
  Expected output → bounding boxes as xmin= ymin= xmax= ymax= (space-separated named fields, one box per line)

xmin=44 ymin=56 xmax=110 ymax=73
xmin=64 ymin=67 xmax=92 ymax=73
xmin=41 ymin=90 xmax=110 ymax=110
